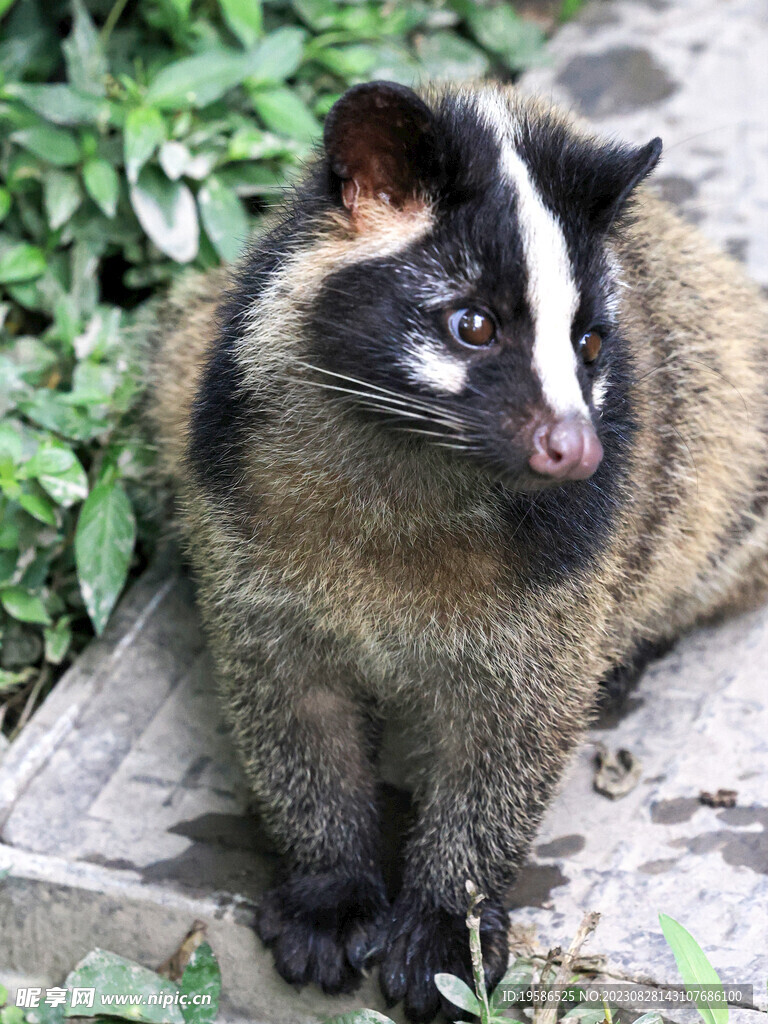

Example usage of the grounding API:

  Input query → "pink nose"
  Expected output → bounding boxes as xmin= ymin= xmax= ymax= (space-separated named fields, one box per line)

xmin=529 ymin=416 xmax=604 ymax=480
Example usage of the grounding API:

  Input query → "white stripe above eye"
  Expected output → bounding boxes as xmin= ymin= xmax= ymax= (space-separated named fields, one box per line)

xmin=475 ymin=92 xmax=588 ymax=419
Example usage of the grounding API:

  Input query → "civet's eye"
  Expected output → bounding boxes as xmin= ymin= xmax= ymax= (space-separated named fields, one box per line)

xmin=448 ymin=308 xmax=496 ymax=348
xmin=578 ymin=330 xmax=602 ymax=363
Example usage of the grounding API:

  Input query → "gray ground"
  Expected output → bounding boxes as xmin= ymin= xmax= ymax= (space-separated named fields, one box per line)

xmin=1 ymin=0 xmax=767 ymax=1020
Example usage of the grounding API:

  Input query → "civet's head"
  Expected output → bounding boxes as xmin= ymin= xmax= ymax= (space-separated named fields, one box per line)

xmin=303 ymin=81 xmax=661 ymax=489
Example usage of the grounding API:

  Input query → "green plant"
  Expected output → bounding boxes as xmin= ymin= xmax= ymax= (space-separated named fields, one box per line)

xmin=0 ymin=942 xmax=221 ymax=1024
xmin=659 ymin=913 xmax=728 ymax=1024
xmin=0 ymin=0 xmax=550 ymax=737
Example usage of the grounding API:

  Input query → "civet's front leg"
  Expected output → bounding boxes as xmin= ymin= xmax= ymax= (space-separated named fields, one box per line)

xmin=380 ymin=669 xmax=589 ymax=1022
xmin=212 ymin=607 xmax=388 ymax=995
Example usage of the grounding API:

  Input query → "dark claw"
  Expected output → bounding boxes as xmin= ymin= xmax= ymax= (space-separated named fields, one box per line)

xmin=380 ymin=891 xmax=509 ymax=1023
xmin=255 ymin=867 xmax=389 ymax=996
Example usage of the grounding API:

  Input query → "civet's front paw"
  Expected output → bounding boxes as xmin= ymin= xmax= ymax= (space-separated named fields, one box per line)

xmin=379 ymin=891 xmax=508 ymax=1022
xmin=256 ymin=867 xmax=388 ymax=995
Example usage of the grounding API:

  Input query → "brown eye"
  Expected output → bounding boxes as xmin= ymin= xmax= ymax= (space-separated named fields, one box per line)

xmin=579 ymin=330 xmax=602 ymax=363
xmin=448 ymin=307 xmax=496 ymax=348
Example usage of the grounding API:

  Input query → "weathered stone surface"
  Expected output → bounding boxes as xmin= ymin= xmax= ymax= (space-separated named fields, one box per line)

xmin=524 ymin=0 xmax=768 ymax=286
xmin=2 ymin=0 xmax=768 ymax=1019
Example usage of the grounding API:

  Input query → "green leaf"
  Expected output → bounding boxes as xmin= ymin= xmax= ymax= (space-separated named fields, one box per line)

xmin=490 ymin=958 xmax=534 ymax=1009
xmin=146 ymin=47 xmax=252 ymax=109
xmin=10 ymin=124 xmax=81 ymax=167
xmin=219 ymin=0 xmax=263 ymax=47
xmin=0 ymin=586 xmax=51 ymax=625
xmin=416 ymin=31 xmax=489 ymax=80
xmin=23 ymin=442 xmax=89 ymax=507
xmin=75 ymin=481 xmax=136 ymax=635
xmin=562 ymin=1009 xmax=609 ymax=1024
xmin=179 ymin=942 xmax=221 ymax=1024
xmin=464 ymin=5 xmax=545 ymax=70
xmin=130 ymin=166 xmax=199 ymax=263
xmin=124 ymin=107 xmax=166 ymax=185
xmin=0 ymin=187 xmax=12 ymax=223
xmin=44 ymin=169 xmax=83 ymax=230
xmin=323 ymin=1014 xmax=397 ymax=1024
xmin=433 ymin=974 xmax=482 ymax=1015
xmin=659 ymin=914 xmax=728 ymax=1024
xmin=0 ymin=244 xmax=46 ymax=284
xmin=247 ymin=27 xmax=305 ymax=84
xmin=83 ymin=158 xmax=120 ymax=218
xmin=251 ymin=87 xmax=319 ymax=141
xmin=197 ymin=176 xmax=249 ymax=263
xmin=62 ymin=0 xmax=107 ymax=96
xmin=44 ymin=616 xmax=73 ymax=665
xmin=64 ymin=949 xmax=184 ymax=1023
xmin=1 ymin=1006 xmax=25 ymax=1024
xmin=6 ymin=83 xmax=108 ymax=125
xmin=18 ymin=490 xmax=57 ymax=525
xmin=158 ymin=141 xmax=192 ymax=181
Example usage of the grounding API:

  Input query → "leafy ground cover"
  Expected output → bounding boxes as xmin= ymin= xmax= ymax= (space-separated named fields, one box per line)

xmin=0 ymin=0 xmax=576 ymax=737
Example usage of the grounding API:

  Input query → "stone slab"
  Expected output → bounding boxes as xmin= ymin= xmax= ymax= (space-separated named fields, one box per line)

xmin=2 ymin=0 xmax=768 ymax=1019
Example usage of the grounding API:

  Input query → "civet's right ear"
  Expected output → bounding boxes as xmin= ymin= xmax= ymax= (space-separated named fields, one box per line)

xmin=323 ymin=81 xmax=438 ymax=217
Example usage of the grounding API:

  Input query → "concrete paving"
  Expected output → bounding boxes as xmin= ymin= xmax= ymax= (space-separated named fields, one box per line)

xmin=1 ymin=0 xmax=767 ymax=1020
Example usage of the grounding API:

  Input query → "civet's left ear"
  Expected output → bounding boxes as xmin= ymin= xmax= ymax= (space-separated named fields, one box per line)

xmin=323 ymin=80 xmax=439 ymax=217
xmin=585 ymin=136 xmax=663 ymax=230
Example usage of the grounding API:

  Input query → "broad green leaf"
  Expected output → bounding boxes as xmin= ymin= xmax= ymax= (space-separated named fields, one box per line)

xmin=10 ymin=124 xmax=81 ymax=167
xmin=416 ymin=31 xmax=489 ymax=80
xmin=64 ymin=949 xmax=183 ymax=1023
xmin=198 ymin=176 xmax=249 ymax=263
xmin=0 ymin=187 xmax=12 ymax=223
xmin=314 ymin=43 xmax=378 ymax=78
xmin=130 ymin=166 xmax=199 ymax=263
xmin=62 ymin=0 xmax=107 ymax=96
xmin=43 ymin=169 xmax=83 ymax=230
xmin=146 ymin=33 xmax=304 ymax=110
xmin=562 ymin=1009 xmax=609 ymax=1024
xmin=44 ymin=616 xmax=73 ymax=665
xmin=158 ymin=141 xmax=192 ymax=181
xmin=1 ymin=1005 xmax=25 ymax=1024
xmin=75 ymin=481 xmax=136 ymax=635
xmin=18 ymin=490 xmax=57 ymax=525
xmin=659 ymin=914 xmax=728 ymax=1024
xmin=433 ymin=974 xmax=482 ymax=1015
xmin=124 ymin=107 xmax=166 ymax=185
xmin=323 ymin=1014 xmax=396 ymax=1024
xmin=17 ymin=394 xmax=107 ymax=442
xmin=247 ymin=27 xmax=305 ymax=84
xmin=7 ymin=83 xmax=108 ymax=125
xmin=0 ymin=586 xmax=51 ymax=625
xmin=464 ymin=5 xmax=545 ymax=69
xmin=146 ymin=47 xmax=253 ymax=109
xmin=179 ymin=942 xmax=221 ymax=1024
xmin=219 ymin=0 xmax=263 ymax=47
xmin=0 ymin=245 xmax=46 ymax=284
xmin=23 ymin=442 xmax=89 ymax=507
xmin=490 ymin=958 xmax=534 ymax=1009
xmin=83 ymin=158 xmax=119 ymax=218
xmin=251 ymin=87 xmax=319 ymax=141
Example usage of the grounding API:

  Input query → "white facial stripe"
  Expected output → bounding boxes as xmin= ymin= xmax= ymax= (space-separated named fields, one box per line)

xmin=403 ymin=343 xmax=468 ymax=395
xmin=475 ymin=92 xmax=588 ymax=418
xmin=592 ymin=371 xmax=609 ymax=411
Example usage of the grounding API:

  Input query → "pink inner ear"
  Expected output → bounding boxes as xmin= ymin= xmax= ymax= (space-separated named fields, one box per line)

xmin=341 ymin=178 xmax=360 ymax=213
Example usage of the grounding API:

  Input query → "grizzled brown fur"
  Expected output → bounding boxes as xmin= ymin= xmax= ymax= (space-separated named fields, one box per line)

xmin=149 ymin=82 xmax=768 ymax=1021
